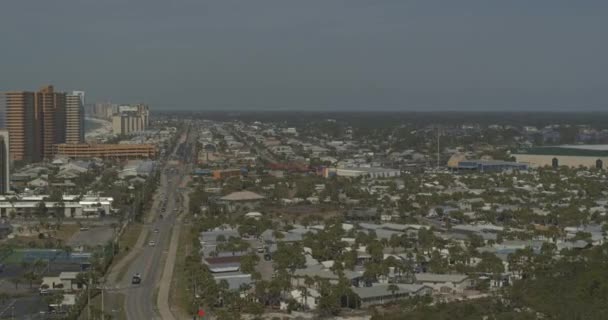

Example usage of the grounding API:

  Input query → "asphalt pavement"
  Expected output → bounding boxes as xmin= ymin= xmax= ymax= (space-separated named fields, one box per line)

xmin=122 ymin=166 xmax=185 ymax=319
xmin=119 ymin=129 xmax=195 ymax=319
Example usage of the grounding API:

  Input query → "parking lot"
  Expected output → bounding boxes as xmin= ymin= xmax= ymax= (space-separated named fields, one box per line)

xmin=67 ymin=226 xmax=115 ymax=248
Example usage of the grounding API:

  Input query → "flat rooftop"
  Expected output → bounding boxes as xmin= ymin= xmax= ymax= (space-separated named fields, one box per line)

xmin=337 ymin=167 xmax=400 ymax=173
xmin=514 ymin=145 xmax=608 ymax=157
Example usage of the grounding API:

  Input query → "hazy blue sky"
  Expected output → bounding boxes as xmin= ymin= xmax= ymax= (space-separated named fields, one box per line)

xmin=1 ymin=1 xmax=607 ymax=111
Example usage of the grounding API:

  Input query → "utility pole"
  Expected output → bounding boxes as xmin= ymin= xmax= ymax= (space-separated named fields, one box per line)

xmin=87 ymin=269 xmax=91 ymax=320
xmin=101 ymin=278 xmax=104 ymax=319
xmin=436 ymin=127 xmax=441 ymax=168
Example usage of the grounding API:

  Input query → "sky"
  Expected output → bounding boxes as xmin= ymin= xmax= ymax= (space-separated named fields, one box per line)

xmin=1 ymin=0 xmax=607 ymax=111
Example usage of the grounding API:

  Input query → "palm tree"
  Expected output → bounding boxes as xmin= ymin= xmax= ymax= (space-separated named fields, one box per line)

xmin=33 ymin=259 xmax=46 ymax=273
xmin=23 ymin=271 xmax=40 ymax=288
xmin=63 ymin=246 xmax=73 ymax=260
xmin=21 ymin=261 xmax=30 ymax=272
xmin=0 ymin=292 xmax=9 ymax=306
xmin=387 ymin=283 xmax=400 ymax=301
xmin=9 ymin=277 xmax=21 ymax=290
xmin=36 ymin=201 xmax=48 ymax=217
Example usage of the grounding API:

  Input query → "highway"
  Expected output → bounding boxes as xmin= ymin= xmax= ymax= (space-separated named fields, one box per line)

xmin=116 ymin=126 xmax=196 ymax=319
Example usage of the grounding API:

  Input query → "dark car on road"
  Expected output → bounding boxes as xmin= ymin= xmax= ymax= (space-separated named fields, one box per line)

xmin=132 ymin=273 xmax=142 ymax=285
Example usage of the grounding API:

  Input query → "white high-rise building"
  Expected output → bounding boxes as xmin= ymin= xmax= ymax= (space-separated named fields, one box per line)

xmin=66 ymin=94 xmax=85 ymax=144
xmin=72 ymin=91 xmax=85 ymax=105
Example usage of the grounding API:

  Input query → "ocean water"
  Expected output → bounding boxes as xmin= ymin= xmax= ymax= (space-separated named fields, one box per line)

xmin=85 ymin=119 xmax=102 ymax=133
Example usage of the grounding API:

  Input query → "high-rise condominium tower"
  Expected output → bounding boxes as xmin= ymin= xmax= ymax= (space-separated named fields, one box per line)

xmin=66 ymin=92 xmax=85 ymax=144
xmin=112 ymin=104 xmax=149 ymax=135
xmin=36 ymin=85 xmax=66 ymax=159
xmin=4 ymin=91 xmax=35 ymax=162
xmin=4 ymin=85 xmax=71 ymax=162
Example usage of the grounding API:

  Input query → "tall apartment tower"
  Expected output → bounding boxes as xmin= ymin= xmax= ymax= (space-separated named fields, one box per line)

xmin=4 ymin=91 xmax=36 ymax=162
xmin=72 ymin=91 xmax=85 ymax=106
xmin=111 ymin=104 xmax=150 ymax=135
xmin=0 ymin=130 xmax=9 ymax=194
xmin=66 ymin=93 xmax=85 ymax=144
xmin=35 ymin=85 xmax=66 ymax=159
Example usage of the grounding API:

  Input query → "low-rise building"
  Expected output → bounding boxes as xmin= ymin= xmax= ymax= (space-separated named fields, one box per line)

xmin=218 ymin=191 xmax=265 ymax=213
xmin=324 ymin=167 xmax=400 ymax=179
xmin=415 ymin=273 xmax=473 ymax=293
xmin=353 ymin=284 xmax=432 ymax=308
xmin=212 ymin=169 xmax=242 ymax=180
xmin=0 ymin=194 xmax=113 ymax=218
xmin=40 ymin=272 xmax=83 ymax=294
xmin=454 ymin=160 xmax=529 ymax=172
xmin=513 ymin=145 xmax=608 ymax=169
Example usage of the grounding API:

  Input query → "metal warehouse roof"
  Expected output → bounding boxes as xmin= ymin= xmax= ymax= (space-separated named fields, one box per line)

xmin=514 ymin=145 xmax=608 ymax=157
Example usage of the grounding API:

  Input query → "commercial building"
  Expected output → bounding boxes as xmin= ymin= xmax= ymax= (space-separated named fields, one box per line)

xmin=212 ymin=168 xmax=242 ymax=180
xmin=65 ymin=93 xmax=85 ymax=144
xmin=0 ymin=130 xmax=9 ymax=194
xmin=323 ymin=167 xmax=401 ymax=179
xmin=512 ymin=145 xmax=608 ymax=169
xmin=112 ymin=104 xmax=149 ymax=135
xmin=0 ymin=194 xmax=113 ymax=218
xmin=218 ymin=191 xmax=265 ymax=213
xmin=54 ymin=143 xmax=157 ymax=159
xmin=4 ymin=91 xmax=35 ymax=162
xmin=454 ymin=159 xmax=528 ymax=172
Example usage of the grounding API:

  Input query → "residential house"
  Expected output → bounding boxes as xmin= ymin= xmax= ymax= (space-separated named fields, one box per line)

xmin=353 ymin=284 xmax=432 ymax=308
xmin=414 ymin=273 xmax=473 ymax=294
xmin=218 ymin=191 xmax=265 ymax=213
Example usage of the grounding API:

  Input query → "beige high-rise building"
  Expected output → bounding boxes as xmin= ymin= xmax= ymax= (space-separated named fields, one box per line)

xmin=112 ymin=104 xmax=150 ymax=135
xmin=66 ymin=93 xmax=85 ymax=144
xmin=4 ymin=91 xmax=36 ymax=162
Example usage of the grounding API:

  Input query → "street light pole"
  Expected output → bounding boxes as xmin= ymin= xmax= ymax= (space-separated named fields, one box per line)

xmin=87 ymin=273 xmax=91 ymax=320
xmin=101 ymin=281 xmax=104 ymax=319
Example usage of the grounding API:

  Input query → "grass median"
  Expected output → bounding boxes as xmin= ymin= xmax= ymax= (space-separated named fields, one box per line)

xmin=113 ymin=222 xmax=144 ymax=282
xmin=170 ymin=219 xmax=194 ymax=319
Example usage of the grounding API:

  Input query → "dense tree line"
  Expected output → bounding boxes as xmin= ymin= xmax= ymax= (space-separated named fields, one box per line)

xmin=374 ymin=243 xmax=608 ymax=320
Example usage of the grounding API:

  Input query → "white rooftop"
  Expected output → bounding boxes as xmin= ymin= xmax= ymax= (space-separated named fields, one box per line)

xmin=220 ymin=191 xmax=265 ymax=201
xmin=557 ymin=144 xmax=608 ymax=151
xmin=415 ymin=273 xmax=468 ymax=283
